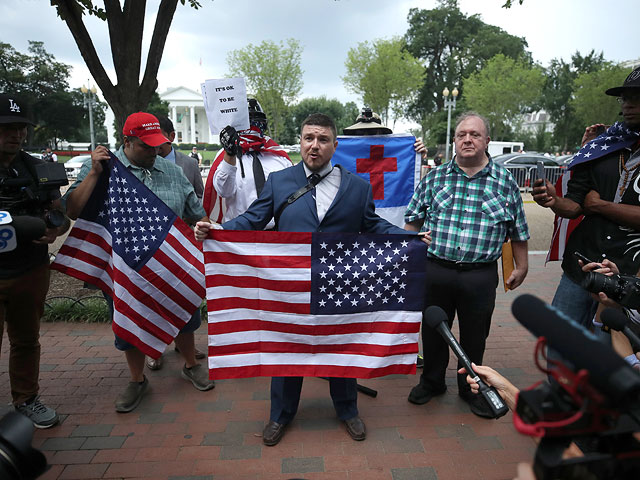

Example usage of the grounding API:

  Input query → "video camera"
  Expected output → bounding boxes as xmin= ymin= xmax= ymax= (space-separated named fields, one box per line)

xmin=582 ymin=271 xmax=640 ymax=309
xmin=0 ymin=411 xmax=48 ymax=479
xmin=512 ymin=294 xmax=640 ymax=479
xmin=0 ymin=162 xmax=67 ymax=235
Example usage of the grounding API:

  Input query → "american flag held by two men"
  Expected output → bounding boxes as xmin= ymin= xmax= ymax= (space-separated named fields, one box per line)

xmin=204 ymin=230 xmax=427 ymax=380
xmin=51 ymin=152 xmax=205 ymax=358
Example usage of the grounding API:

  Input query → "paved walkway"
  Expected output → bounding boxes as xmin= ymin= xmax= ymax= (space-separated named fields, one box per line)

xmin=1 ymin=255 xmax=562 ymax=480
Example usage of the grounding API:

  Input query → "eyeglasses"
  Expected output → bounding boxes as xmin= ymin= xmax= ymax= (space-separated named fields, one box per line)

xmin=617 ymin=93 xmax=640 ymax=104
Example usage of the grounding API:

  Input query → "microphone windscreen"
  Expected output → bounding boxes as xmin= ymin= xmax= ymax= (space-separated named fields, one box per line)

xmin=424 ymin=305 xmax=449 ymax=330
xmin=600 ymin=308 xmax=628 ymax=332
xmin=512 ymin=294 xmax=640 ymax=403
xmin=11 ymin=215 xmax=46 ymax=242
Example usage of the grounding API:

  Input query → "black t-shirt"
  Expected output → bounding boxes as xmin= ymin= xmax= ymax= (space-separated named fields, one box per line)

xmin=562 ymin=149 xmax=640 ymax=283
xmin=0 ymin=151 xmax=61 ymax=279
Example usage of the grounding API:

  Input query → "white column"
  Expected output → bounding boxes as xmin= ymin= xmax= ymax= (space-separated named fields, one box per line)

xmin=190 ymin=106 xmax=196 ymax=144
xmin=171 ymin=106 xmax=177 ymax=128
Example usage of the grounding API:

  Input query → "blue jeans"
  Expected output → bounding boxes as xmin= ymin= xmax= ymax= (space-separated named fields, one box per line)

xmin=551 ymin=273 xmax=599 ymax=330
xmin=547 ymin=273 xmax=602 ymax=369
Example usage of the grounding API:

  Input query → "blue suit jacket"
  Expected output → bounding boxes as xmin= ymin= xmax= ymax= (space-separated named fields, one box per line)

xmin=223 ymin=162 xmax=405 ymax=234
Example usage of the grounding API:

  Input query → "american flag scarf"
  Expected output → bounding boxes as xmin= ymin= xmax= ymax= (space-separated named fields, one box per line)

xmin=203 ymin=126 xmax=290 ymax=223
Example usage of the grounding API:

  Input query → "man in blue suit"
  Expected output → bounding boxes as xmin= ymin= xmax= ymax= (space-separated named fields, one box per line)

xmin=195 ymin=113 xmax=428 ymax=445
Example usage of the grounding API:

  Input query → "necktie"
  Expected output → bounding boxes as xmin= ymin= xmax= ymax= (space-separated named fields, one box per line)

xmin=252 ymin=152 xmax=266 ymax=196
xmin=308 ymin=173 xmax=322 ymax=187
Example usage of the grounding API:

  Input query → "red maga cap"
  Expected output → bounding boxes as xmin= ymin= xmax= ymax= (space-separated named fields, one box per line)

xmin=122 ymin=112 xmax=169 ymax=147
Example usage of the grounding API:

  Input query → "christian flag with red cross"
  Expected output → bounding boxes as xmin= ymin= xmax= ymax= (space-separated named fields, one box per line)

xmin=204 ymin=230 xmax=427 ymax=380
xmin=333 ymin=135 xmax=420 ymax=227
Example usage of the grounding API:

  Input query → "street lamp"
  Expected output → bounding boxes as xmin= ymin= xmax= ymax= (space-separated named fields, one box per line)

xmin=81 ymin=82 xmax=98 ymax=151
xmin=443 ymin=86 xmax=459 ymax=163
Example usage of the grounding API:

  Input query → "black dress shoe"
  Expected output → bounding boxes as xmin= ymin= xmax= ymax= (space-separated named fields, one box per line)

xmin=262 ymin=420 xmax=286 ymax=446
xmin=344 ymin=416 xmax=366 ymax=441
xmin=459 ymin=392 xmax=494 ymax=418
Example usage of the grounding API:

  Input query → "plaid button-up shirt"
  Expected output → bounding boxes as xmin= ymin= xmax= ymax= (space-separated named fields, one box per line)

xmin=404 ymin=158 xmax=529 ymax=263
xmin=67 ymin=147 xmax=205 ymax=222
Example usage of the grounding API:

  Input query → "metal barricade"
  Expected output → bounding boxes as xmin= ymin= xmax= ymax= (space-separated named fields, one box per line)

xmin=505 ymin=166 xmax=566 ymax=192
xmin=504 ymin=166 xmax=530 ymax=191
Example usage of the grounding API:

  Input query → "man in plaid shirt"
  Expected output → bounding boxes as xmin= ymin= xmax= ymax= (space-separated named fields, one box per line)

xmin=404 ymin=112 xmax=529 ymax=418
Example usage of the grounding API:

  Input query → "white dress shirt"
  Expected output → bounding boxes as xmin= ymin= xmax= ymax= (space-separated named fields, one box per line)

xmin=302 ymin=162 xmax=341 ymax=223
xmin=213 ymin=150 xmax=291 ymax=226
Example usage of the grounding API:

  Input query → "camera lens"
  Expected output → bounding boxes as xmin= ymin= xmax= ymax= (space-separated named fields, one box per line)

xmin=581 ymin=272 xmax=608 ymax=293
xmin=44 ymin=210 xmax=64 ymax=229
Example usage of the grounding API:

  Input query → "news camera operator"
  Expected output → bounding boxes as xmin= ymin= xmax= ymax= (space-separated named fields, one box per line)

xmin=0 ymin=93 xmax=70 ymax=429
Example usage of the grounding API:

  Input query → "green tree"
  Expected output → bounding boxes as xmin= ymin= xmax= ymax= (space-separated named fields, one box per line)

xmin=227 ymin=39 xmax=303 ymax=141
xmin=68 ymin=88 xmax=109 ymax=145
xmin=343 ymin=37 xmax=424 ymax=128
xmin=404 ymin=0 xmax=529 ymax=142
xmin=463 ymin=54 xmax=544 ymax=140
xmin=51 ymin=0 xmax=205 ymax=134
xmin=541 ymin=50 xmax=606 ymax=151
xmin=0 ymin=40 xmax=97 ymax=147
xmin=571 ymin=65 xmax=627 ymax=130
xmin=281 ymin=96 xmax=359 ymax=143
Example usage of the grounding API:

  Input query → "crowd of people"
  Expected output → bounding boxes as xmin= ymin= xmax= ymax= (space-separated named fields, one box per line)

xmin=1 ymin=64 xmax=639 ymax=478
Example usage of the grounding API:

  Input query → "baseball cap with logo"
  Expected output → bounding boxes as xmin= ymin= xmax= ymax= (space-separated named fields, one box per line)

xmin=122 ymin=112 xmax=170 ymax=147
xmin=605 ymin=66 xmax=640 ymax=96
xmin=0 ymin=93 xmax=35 ymax=125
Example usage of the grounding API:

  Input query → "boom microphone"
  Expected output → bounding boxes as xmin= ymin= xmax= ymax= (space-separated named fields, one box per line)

xmin=424 ymin=306 xmax=509 ymax=418
xmin=511 ymin=294 xmax=640 ymax=406
xmin=601 ymin=307 xmax=640 ymax=351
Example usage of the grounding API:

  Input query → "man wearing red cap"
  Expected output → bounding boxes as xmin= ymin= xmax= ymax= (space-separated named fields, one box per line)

xmin=65 ymin=112 xmax=214 ymax=413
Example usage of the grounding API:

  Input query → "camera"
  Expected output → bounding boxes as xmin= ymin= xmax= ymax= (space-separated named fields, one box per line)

xmin=0 ymin=412 xmax=48 ymax=479
xmin=361 ymin=107 xmax=373 ymax=120
xmin=0 ymin=162 xmax=68 ymax=230
xmin=581 ymin=271 xmax=640 ymax=309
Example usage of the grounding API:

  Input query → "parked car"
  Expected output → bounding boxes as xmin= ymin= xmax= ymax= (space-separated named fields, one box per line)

xmin=64 ymin=155 xmax=91 ymax=178
xmin=494 ymin=153 xmax=560 ymax=168
xmin=26 ymin=151 xmax=44 ymax=160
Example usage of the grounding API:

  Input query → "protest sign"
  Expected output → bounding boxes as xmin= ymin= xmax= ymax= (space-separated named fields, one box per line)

xmin=201 ymin=78 xmax=249 ymax=134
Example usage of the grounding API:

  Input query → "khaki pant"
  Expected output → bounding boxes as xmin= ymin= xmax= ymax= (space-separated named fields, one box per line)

xmin=0 ymin=263 xmax=50 ymax=405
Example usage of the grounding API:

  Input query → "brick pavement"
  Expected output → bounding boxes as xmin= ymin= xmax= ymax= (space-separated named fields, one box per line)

xmin=1 ymin=254 xmax=563 ymax=480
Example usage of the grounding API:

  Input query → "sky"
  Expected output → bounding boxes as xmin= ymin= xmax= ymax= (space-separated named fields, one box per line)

xmin=1 ymin=0 xmax=638 ymax=134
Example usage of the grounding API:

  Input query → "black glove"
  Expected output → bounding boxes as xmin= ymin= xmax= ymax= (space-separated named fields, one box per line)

xmin=220 ymin=125 xmax=241 ymax=156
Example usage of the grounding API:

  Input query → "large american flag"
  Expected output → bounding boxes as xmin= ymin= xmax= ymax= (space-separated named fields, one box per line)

xmin=52 ymin=153 xmax=205 ymax=358
xmin=204 ymin=230 xmax=427 ymax=380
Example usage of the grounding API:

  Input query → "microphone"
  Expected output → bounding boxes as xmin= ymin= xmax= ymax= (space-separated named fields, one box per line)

xmin=511 ymin=294 xmax=640 ymax=407
xmin=424 ymin=306 xmax=509 ymax=418
xmin=601 ymin=307 xmax=640 ymax=351
xmin=0 ymin=212 xmax=46 ymax=253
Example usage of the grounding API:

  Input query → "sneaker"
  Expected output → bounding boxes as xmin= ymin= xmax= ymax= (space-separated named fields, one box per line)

xmin=408 ymin=382 xmax=446 ymax=405
xmin=181 ymin=364 xmax=215 ymax=391
xmin=174 ymin=345 xmax=207 ymax=360
xmin=459 ymin=392 xmax=494 ymax=418
xmin=416 ymin=354 xmax=424 ymax=369
xmin=115 ymin=376 xmax=149 ymax=413
xmin=15 ymin=396 xmax=59 ymax=429
xmin=145 ymin=355 xmax=163 ymax=371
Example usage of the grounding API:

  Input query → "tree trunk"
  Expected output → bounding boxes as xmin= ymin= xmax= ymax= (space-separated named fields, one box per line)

xmin=52 ymin=0 xmax=179 ymax=137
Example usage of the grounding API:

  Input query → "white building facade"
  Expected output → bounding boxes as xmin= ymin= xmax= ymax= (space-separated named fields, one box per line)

xmin=160 ymin=86 xmax=217 ymax=144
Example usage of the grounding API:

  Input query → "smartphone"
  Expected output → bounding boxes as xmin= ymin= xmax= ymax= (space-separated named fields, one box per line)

xmin=574 ymin=251 xmax=595 ymax=265
xmin=594 ymin=125 xmax=606 ymax=136
xmin=536 ymin=160 xmax=545 ymax=183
